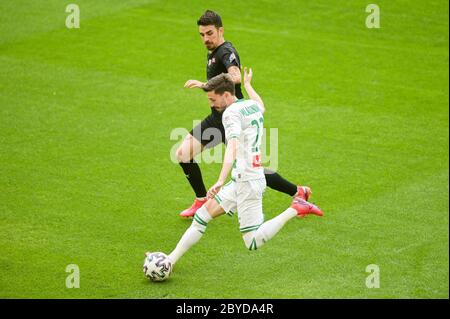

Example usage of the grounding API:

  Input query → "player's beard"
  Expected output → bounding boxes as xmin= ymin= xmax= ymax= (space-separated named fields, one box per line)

xmin=212 ymin=106 xmax=226 ymax=113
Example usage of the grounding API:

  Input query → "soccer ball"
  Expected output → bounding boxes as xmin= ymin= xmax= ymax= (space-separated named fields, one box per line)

xmin=143 ymin=252 xmax=172 ymax=282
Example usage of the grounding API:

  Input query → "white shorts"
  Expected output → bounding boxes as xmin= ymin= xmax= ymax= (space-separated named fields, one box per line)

xmin=214 ymin=178 xmax=267 ymax=233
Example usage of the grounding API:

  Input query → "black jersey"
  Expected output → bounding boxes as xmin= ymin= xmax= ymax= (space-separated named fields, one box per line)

xmin=206 ymin=41 xmax=243 ymax=100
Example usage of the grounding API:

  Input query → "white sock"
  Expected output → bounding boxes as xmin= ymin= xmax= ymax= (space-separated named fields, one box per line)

xmin=243 ymin=207 xmax=297 ymax=250
xmin=168 ymin=206 xmax=212 ymax=264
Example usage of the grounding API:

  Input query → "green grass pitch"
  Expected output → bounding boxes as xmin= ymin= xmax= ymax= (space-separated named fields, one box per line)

xmin=0 ymin=0 xmax=448 ymax=298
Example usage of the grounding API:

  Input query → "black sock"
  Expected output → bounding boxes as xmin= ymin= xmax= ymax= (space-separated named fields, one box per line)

xmin=264 ymin=168 xmax=298 ymax=196
xmin=179 ymin=160 xmax=207 ymax=198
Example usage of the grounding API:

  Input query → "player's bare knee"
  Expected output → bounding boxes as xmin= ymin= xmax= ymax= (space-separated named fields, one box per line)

xmin=175 ymin=147 xmax=183 ymax=163
xmin=177 ymin=135 xmax=197 ymax=163
xmin=204 ymin=199 xmax=225 ymax=218
xmin=204 ymin=200 xmax=215 ymax=213
xmin=176 ymin=146 xmax=191 ymax=163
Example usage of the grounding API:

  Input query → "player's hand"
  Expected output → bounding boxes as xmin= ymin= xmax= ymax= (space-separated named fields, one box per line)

xmin=243 ymin=67 xmax=253 ymax=85
xmin=184 ymin=79 xmax=204 ymax=89
xmin=207 ymin=180 xmax=224 ymax=199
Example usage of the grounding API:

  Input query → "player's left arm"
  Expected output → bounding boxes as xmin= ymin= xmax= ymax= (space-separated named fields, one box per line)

xmin=184 ymin=79 xmax=205 ymax=89
xmin=207 ymin=138 xmax=237 ymax=198
xmin=207 ymin=110 xmax=241 ymax=198
xmin=243 ymin=67 xmax=265 ymax=113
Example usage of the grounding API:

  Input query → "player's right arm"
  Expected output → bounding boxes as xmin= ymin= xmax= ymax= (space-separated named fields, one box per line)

xmin=243 ymin=67 xmax=265 ymax=113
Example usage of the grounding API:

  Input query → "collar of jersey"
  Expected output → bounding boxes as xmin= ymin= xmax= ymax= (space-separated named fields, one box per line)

xmin=210 ymin=41 xmax=229 ymax=54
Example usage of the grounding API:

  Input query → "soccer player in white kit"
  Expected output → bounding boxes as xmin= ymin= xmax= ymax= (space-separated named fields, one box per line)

xmin=160 ymin=69 xmax=323 ymax=265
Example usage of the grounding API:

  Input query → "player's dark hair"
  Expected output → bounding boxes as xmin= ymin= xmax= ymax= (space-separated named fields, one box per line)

xmin=202 ymin=73 xmax=235 ymax=95
xmin=197 ymin=10 xmax=223 ymax=28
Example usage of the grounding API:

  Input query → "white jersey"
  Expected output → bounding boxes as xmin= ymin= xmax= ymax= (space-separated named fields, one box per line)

xmin=222 ymin=99 xmax=265 ymax=182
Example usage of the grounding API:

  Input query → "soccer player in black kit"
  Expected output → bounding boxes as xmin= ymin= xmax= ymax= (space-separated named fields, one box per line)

xmin=177 ymin=10 xmax=310 ymax=217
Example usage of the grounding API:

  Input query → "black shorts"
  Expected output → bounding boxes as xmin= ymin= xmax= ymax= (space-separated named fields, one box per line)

xmin=189 ymin=113 xmax=226 ymax=149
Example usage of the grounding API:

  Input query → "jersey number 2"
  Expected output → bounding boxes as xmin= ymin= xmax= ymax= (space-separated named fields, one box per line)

xmin=251 ymin=117 xmax=264 ymax=168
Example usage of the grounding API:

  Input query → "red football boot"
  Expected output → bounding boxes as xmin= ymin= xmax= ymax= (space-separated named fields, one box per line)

xmin=290 ymin=197 xmax=323 ymax=218
xmin=179 ymin=198 xmax=207 ymax=218
xmin=295 ymin=186 xmax=311 ymax=201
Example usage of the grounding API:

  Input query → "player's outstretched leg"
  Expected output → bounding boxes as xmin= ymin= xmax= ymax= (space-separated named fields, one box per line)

xmin=264 ymin=168 xmax=311 ymax=200
xmin=168 ymin=199 xmax=225 ymax=265
xmin=242 ymin=197 xmax=323 ymax=251
xmin=168 ymin=206 xmax=211 ymax=264
xmin=176 ymin=134 xmax=208 ymax=217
